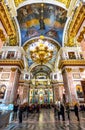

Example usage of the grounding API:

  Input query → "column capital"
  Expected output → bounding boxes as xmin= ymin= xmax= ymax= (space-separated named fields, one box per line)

xmin=0 ymin=68 xmax=3 ymax=71
xmin=11 ymin=67 xmax=17 ymax=72
xmin=79 ymin=68 xmax=84 ymax=72
xmin=65 ymin=68 xmax=72 ymax=72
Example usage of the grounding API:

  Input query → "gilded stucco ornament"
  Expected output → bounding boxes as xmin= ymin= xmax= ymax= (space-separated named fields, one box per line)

xmin=0 ymin=29 xmax=6 ymax=42
xmin=77 ymin=27 xmax=85 ymax=42
xmin=9 ymin=35 xmax=17 ymax=46
xmin=65 ymin=36 xmax=75 ymax=47
xmin=66 ymin=3 xmax=85 ymax=47
xmin=66 ymin=68 xmax=72 ymax=72
xmin=0 ymin=1 xmax=17 ymax=45
xmin=14 ymin=0 xmax=25 ymax=7
xmin=79 ymin=68 xmax=84 ymax=72
xmin=56 ymin=0 xmax=71 ymax=8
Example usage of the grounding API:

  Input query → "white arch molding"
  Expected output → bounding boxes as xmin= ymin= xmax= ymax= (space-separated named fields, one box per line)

xmin=28 ymin=62 xmax=53 ymax=73
xmin=17 ymin=0 xmax=67 ymax=10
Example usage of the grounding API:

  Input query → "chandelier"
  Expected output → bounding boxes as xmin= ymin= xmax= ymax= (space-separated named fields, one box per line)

xmin=30 ymin=37 xmax=53 ymax=64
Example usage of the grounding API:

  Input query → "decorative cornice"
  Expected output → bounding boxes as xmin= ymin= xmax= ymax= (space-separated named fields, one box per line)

xmin=58 ymin=60 xmax=85 ymax=69
xmin=0 ymin=59 xmax=24 ymax=69
xmin=19 ymin=80 xmax=31 ymax=84
xmin=0 ymin=2 xmax=16 ymax=45
xmin=19 ymin=80 xmax=24 ymax=83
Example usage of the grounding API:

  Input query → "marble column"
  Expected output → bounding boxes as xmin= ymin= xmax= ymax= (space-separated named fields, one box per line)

xmin=81 ymin=39 xmax=85 ymax=59
xmin=62 ymin=68 xmax=77 ymax=105
xmin=5 ymin=68 xmax=20 ymax=104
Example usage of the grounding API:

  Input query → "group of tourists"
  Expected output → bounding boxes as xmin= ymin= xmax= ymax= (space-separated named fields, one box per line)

xmin=54 ymin=103 xmax=80 ymax=121
xmin=13 ymin=102 xmax=40 ymax=123
xmin=12 ymin=102 xmax=84 ymax=124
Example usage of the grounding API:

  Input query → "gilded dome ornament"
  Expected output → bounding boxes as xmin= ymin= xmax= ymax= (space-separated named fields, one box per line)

xmin=0 ymin=29 xmax=6 ymax=42
xmin=14 ymin=0 xmax=25 ymax=7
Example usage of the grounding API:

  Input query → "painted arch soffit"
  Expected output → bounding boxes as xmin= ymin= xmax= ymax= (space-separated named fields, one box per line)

xmin=16 ymin=3 xmax=67 ymax=47
xmin=30 ymin=65 xmax=52 ymax=75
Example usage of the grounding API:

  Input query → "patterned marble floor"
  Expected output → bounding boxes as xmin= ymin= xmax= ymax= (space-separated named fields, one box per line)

xmin=3 ymin=109 xmax=85 ymax=130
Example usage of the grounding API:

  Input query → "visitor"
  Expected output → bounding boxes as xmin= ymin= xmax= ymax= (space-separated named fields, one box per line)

xmin=60 ymin=103 xmax=65 ymax=121
xmin=57 ymin=105 xmax=61 ymax=120
xmin=66 ymin=103 xmax=70 ymax=120
xmin=18 ymin=105 xmax=23 ymax=123
xmin=13 ymin=102 xmax=18 ymax=121
xmin=74 ymin=103 xmax=80 ymax=121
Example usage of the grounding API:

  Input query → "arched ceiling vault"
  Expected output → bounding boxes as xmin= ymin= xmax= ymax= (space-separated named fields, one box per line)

xmin=28 ymin=62 xmax=53 ymax=73
xmin=64 ymin=3 xmax=85 ymax=47
xmin=17 ymin=2 xmax=67 ymax=47
xmin=30 ymin=65 xmax=52 ymax=76
xmin=1 ymin=0 xmax=84 ymax=74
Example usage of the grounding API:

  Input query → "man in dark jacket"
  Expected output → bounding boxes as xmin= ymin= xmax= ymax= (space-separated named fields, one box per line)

xmin=74 ymin=104 xmax=80 ymax=121
xmin=60 ymin=104 xmax=65 ymax=121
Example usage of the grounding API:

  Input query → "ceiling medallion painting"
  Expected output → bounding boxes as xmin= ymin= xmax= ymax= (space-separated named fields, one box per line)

xmin=17 ymin=3 xmax=67 ymax=46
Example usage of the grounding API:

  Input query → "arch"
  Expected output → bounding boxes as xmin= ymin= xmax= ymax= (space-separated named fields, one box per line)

xmin=23 ymin=36 xmax=61 ymax=50
xmin=28 ymin=62 xmax=53 ymax=73
xmin=17 ymin=0 xmax=67 ymax=10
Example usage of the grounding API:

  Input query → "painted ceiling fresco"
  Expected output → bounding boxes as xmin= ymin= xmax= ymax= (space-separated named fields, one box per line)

xmin=17 ymin=3 xmax=67 ymax=46
xmin=31 ymin=65 xmax=52 ymax=75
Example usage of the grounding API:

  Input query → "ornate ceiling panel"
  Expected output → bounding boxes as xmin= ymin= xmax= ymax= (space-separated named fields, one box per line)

xmin=17 ymin=3 xmax=67 ymax=46
xmin=65 ymin=3 xmax=85 ymax=47
xmin=0 ymin=2 xmax=16 ymax=45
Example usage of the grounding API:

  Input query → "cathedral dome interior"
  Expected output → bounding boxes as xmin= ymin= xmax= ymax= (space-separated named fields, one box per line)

xmin=0 ymin=0 xmax=85 ymax=106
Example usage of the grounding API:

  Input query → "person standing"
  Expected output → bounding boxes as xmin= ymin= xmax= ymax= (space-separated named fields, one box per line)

xmin=60 ymin=104 xmax=65 ymax=121
xmin=18 ymin=105 xmax=23 ymax=123
xmin=13 ymin=102 xmax=18 ymax=121
xmin=74 ymin=103 xmax=80 ymax=121
xmin=66 ymin=103 xmax=70 ymax=120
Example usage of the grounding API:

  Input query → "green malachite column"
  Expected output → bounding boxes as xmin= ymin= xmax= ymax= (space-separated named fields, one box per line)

xmin=48 ymin=89 xmax=50 ymax=103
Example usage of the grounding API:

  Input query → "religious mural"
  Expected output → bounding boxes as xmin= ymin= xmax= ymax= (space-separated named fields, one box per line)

xmin=0 ymin=85 xmax=6 ymax=99
xmin=76 ymin=85 xmax=84 ymax=98
xmin=17 ymin=3 xmax=67 ymax=46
